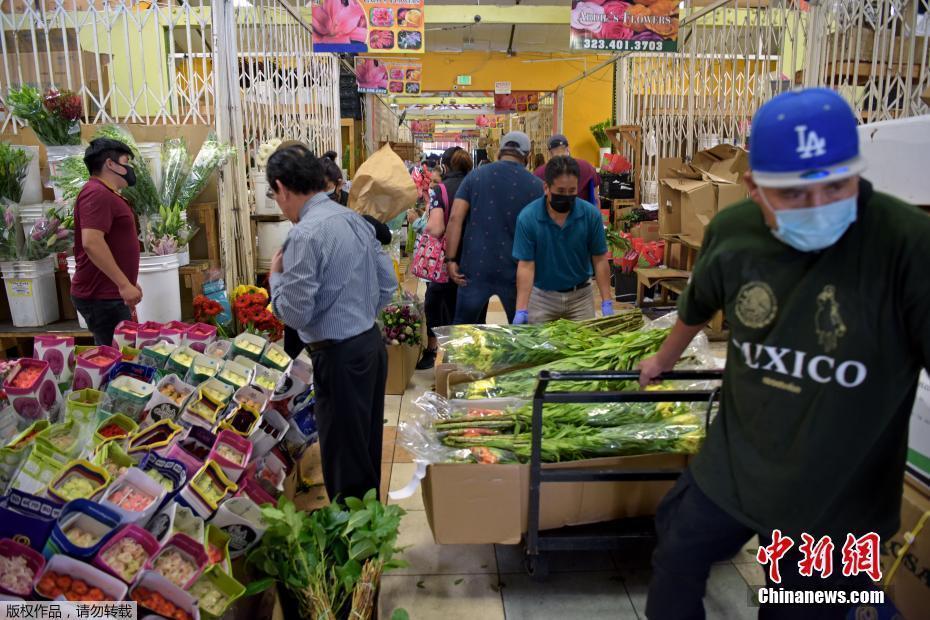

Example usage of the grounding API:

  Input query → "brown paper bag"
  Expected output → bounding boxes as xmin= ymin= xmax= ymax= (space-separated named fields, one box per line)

xmin=348 ymin=144 xmax=417 ymax=223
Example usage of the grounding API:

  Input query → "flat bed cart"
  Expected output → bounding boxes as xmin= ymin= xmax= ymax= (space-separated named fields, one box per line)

xmin=524 ymin=369 xmax=724 ymax=579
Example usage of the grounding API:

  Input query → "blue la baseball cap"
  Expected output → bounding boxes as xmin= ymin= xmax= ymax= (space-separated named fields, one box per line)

xmin=749 ymin=88 xmax=865 ymax=188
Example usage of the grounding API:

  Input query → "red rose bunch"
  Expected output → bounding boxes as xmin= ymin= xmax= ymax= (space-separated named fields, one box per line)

xmin=44 ymin=89 xmax=82 ymax=122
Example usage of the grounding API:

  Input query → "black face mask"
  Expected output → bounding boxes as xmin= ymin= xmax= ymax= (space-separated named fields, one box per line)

xmin=549 ymin=193 xmax=575 ymax=214
xmin=112 ymin=161 xmax=137 ymax=187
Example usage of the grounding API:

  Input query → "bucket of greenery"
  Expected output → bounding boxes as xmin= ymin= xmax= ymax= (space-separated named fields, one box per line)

xmin=590 ymin=119 xmax=613 ymax=169
xmin=244 ymin=491 xmax=406 ymax=620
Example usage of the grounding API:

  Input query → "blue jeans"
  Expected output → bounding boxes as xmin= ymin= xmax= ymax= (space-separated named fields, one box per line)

xmin=453 ymin=281 xmax=517 ymax=325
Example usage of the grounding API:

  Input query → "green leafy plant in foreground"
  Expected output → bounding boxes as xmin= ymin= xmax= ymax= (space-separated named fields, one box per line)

xmin=246 ymin=491 xmax=406 ymax=620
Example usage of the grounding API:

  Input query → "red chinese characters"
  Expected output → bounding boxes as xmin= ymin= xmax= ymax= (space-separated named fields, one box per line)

xmin=757 ymin=531 xmax=883 ymax=583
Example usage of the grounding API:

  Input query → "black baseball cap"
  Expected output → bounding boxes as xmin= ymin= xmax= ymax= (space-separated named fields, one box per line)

xmin=84 ymin=138 xmax=133 ymax=167
xmin=548 ymin=134 xmax=569 ymax=150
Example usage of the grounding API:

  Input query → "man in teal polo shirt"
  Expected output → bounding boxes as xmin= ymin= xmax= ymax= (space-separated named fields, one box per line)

xmin=512 ymin=156 xmax=613 ymax=324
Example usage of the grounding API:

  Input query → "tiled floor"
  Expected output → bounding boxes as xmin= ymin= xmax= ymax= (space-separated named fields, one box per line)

xmin=377 ymin=289 xmax=754 ymax=619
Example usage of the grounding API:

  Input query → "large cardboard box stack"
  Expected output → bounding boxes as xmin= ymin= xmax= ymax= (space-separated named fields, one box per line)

xmin=658 ymin=145 xmax=749 ymax=245
xmin=884 ymin=482 xmax=930 ymax=619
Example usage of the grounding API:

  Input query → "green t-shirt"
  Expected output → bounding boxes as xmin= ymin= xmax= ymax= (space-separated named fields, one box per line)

xmin=679 ymin=180 xmax=930 ymax=539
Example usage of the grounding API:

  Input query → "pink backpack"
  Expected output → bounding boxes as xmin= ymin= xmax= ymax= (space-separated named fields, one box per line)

xmin=410 ymin=183 xmax=450 ymax=283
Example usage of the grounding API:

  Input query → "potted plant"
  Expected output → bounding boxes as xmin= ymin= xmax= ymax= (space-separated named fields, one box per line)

xmin=7 ymin=86 xmax=84 ymax=197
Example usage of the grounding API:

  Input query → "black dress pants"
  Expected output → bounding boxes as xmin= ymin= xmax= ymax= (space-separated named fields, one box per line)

xmin=309 ymin=325 xmax=387 ymax=502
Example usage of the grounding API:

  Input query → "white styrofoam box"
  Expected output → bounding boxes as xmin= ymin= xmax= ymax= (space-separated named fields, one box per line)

xmin=907 ymin=370 xmax=930 ymax=495
xmin=858 ymin=115 xmax=930 ymax=205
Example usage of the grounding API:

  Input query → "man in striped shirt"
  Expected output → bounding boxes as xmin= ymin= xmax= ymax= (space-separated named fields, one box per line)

xmin=268 ymin=145 xmax=397 ymax=501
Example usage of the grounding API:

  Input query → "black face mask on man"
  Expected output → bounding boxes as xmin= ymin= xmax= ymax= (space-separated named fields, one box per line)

xmin=111 ymin=160 xmax=137 ymax=187
xmin=549 ymin=193 xmax=575 ymax=214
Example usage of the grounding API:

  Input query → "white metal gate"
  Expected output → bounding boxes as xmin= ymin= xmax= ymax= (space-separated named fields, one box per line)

xmin=0 ymin=0 xmax=342 ymax=285
xmin=616 ymin=0 xmax=930 ymax=187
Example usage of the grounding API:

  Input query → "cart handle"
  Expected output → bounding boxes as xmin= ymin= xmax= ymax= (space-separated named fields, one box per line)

xmin=538 ymin=369 xmax=724 ymax=382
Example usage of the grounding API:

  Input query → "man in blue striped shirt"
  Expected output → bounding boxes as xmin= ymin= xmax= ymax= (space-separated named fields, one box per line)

xmin=268 ymin=145 xmax=397 ymax=501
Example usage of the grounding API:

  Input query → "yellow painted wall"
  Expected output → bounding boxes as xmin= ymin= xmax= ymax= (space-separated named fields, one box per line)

xmin=417 ymin=52 xmax=614 ymax=164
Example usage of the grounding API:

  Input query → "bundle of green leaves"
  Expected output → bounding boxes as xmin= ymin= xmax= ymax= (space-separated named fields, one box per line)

xmin=246 ymin=491 xmax=406 ymax=620
xmin=0 ymin=142 xmax=30 ymax=204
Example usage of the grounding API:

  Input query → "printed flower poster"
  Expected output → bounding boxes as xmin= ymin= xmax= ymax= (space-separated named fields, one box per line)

xmin=570 ymin=0 xmax=680 ymax=53
xmin=312 ymin=0 xmax=425 ymax=54
xmin=494 ymin=92 xmax=539 ymax=115
xmin=356 ymin=58 xmax=422 ymax=94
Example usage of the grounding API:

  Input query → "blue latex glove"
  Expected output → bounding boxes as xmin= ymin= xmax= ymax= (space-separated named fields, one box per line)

xmin=601 ymin=300 xmax=614 ymax=316
xmin=513 ymin=309 xmax=529 ymax=325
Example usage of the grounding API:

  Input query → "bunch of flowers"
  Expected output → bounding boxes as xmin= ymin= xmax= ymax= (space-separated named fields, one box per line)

xmin=22 ymin=206 xmax=74 ymax=260
xmin=379 ymin=298 xmax=422 ymax=347
xmin=193 ymin=294 xmax=229 ymax=338
xmin=255 ymin=138 xmax=282 ymax=168
xmin=0 ymin=142 xmax=31 ymax=204
xmin=0 ymin=203 xmax=21 ymax=260
xmin=232 ymin=286 xmax=284 ymax=342
xmin=146 ymin=204 xmax=198 ymax=256
xmin=7 ymin=86 xmax=82 ymax=146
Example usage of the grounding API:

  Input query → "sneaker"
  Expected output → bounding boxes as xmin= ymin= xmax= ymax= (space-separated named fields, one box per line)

xmin=416 ymin=348 xmax=437 ymax=370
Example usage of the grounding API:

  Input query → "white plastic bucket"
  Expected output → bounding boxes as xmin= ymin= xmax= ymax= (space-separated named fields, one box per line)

xmin=256 ymin=221 xmax=292 ymax=271
xmin=16 ymin=146 xmax=43 ymax=205
xmin=251 ymin=168 xmax=279 ymax=216
xmin=178 ymin=246 xmax=190 ymax=267
xmin=137 ymin=142 xmax=162 ymax=193
xmin=135 ymin=253 xmax=182 ymax=323
xmin=45 ymin=144 xmax=85 ymax=201
xmin=642 ymin=181 xmax=658 ymax=205
xmin=18 ymin=203 xmax=48 ymax=232
xmin=0 ymin=256 xmax=60 ymax=327
xmin=65 ymin=255 xmax=87 ymax=329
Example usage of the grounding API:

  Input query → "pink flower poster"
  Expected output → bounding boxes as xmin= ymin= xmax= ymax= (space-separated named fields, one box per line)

xmin=356 ymin=58 xmax=422 ymax=94
xmin=312 ymin=0 xmax=424 ymax=54
xmin=570 ymin=0 xmax=680 ymax=53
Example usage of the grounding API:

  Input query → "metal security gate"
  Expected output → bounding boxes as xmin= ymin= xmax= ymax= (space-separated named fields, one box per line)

xmin=0 ymin=0 xmax=342 ymax=286
xmin=616 ymin=0 xmax=930 ymax=189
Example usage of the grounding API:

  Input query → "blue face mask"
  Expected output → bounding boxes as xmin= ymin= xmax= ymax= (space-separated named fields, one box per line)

xmin=763 ymin=193 xmax=858 ymax=252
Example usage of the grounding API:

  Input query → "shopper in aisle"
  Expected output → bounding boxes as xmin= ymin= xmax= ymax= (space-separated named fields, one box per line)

xmin=280 ymin=149 xmax=391 ymax=359
xmin=416 ymin=146 xmax=473 ymax=369
xmin=534 ymin=134 xmax=601 ymax=206
xmin=445 ymin=131 xmax=545 ymax=324
xmin=639 ymin=88 xmax=930 ymax=619
xmin=268 ymin=145 xmax=396 ymax=501
xmin=512 ymin=156 xmax=612 ymax=325
xmin=71 ymin=138 xmax=142 ymax=346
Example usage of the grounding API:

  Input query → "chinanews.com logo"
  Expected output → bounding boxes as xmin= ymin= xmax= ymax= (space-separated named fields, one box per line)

xmin=752 ymin=530 xmax=886 ymax=607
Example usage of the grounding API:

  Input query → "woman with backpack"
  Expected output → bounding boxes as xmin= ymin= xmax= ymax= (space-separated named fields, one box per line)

xmin=416 ymin=146 xmax=473 ymax=370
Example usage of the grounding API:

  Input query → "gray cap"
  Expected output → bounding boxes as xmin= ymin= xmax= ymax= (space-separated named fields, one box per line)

xmin=548 ymin=134 xmax=569 ymax=150
xmin=500 ymin=131 xmax=531 ymax=156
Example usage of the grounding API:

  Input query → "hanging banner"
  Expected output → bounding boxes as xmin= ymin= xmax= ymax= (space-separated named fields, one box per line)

xmin=355 ymin=58 xmax=422 ymax=94
xmin=312 ymin=0 xmax=425 ymax=54
xmin=494 ymin=92 xmax=539 ymax=114
xmin=476 ymin=114 xmax=505 ymax=128
xmin=569 ymin=0 xmax=679 ymax=53
xmin=411 ymin=119 xmax=434 ymax=140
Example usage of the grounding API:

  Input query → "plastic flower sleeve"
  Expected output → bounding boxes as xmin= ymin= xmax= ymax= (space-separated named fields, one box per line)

xmin=159 ymin=138 xmax=192 ymax=210
xmin=175 ymin=136 xmax=235 ymax=210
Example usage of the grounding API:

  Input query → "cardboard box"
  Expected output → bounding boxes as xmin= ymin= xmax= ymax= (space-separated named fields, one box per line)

xmin=826 ymin=30 xmax=928 ymax=64
xmin=922 ymin=86 xmax=930 ymax=107
xmin=660 ymin=176 xmax=715 ymax=243
xmin=421 ymin=453 xmax=687 ymax=544
xmin=884 ymin=482 xmax=930 ymax=619
xmin=906 ymin=370 xmax=930 ymax=496
xmin=631 ymin=221 xmax=660 ymax=242
xmin=657 ymin=158 xmax=685 ymax=235
xmin=386 ymin=343 xmax=419 ymax=395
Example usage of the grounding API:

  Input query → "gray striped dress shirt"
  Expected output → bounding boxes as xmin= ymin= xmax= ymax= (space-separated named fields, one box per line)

xmin=270 ymin=192 xmax=397 ymax=344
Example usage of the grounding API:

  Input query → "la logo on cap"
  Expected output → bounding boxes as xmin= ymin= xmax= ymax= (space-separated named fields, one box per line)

xmin=795 ymin=125 xmax=827 ymax=159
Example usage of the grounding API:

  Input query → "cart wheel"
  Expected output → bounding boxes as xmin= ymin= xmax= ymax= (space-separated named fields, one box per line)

xmin=524 ymin=554 xmax=549 ymax=582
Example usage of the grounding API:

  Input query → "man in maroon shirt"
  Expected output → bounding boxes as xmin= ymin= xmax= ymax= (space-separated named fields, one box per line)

xmin=71 ymin=138 xmax=142 ymax=346
xmin=534 ymin=134 xmax=601 ymax=207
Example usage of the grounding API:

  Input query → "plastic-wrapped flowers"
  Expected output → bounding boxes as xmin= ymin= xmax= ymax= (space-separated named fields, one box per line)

xmin=255 ymin=138 xmax=282 ymax=168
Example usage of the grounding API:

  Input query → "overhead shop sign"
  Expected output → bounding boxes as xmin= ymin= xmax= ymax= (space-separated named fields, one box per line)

xmin=355 ymin=58 xmax=422 ymax=94
xmin=569 ymin=0 xmax=680 ymax=53
xmin=411 ymin=119 xmax=435 ymax=140
xmin=311 ymin=0 xmax=425 ymax=54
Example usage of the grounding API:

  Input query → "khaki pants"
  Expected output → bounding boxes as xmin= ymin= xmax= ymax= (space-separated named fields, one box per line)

xmin=527 ymin=284 xmax=596 ymax=324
